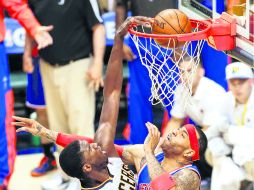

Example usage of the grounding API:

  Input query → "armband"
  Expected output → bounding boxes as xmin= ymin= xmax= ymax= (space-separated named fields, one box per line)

xmin=150 ymin=173 xmax=176 ymax=190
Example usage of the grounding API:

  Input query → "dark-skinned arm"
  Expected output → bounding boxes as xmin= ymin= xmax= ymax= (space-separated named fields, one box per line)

xmin=94 ymin=16 xmax=154 ymax=157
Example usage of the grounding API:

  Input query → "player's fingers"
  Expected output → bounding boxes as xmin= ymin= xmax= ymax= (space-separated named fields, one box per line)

xmin=134 ymin=16 xmax=153 ymax=23
xmin=37 ymin=42 xmax=42 ymax=50
xmin=145 ymin=122 xmax=152 ymax=130
xmin=88 ymin=80 xmax=95 ymax=89
xmin=100 ymin=78 xmax=104 ymax=87
xmin=12 ymin=116 xmax=33 ymax=124
xmin=12 ymin=122 xmax=28 ymax=128
xmin=134 ymin=17 xmax=153 ymax=27
xmin=95 ymin=80 xmax=100 ymax=92
xmin=156 ymin=130 xmax=161 ymax=139
xmin=146 ymin=123 xmax=152 ymax=135
xmin=146 ymin=122 xmax=155 ymax=136
xmin=43 ymin=25 xmax=54 ymax=32
xmin=45 ymin=34 xmax=53 ymax=46
xmin=146 ymin=122 xmax=157 ymax=129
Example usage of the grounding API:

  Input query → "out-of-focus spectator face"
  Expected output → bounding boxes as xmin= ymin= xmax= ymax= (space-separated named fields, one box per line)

xmin=179 ymin=60 xmax=204 ymax=88
xmin=228 ymin=78 xmax=253 ymax=103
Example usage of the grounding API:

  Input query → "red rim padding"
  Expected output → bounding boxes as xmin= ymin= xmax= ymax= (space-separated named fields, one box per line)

xmin=128 ymin=19 xmax=212 ymax=42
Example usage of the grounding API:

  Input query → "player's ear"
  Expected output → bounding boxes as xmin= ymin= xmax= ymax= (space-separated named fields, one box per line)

xmin=82 ymin=164 xmax=92 ymax=173
xmin=183 ymin=148 xmax=195 ymax=159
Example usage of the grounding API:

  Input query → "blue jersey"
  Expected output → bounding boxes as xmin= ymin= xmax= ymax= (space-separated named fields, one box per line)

xmin=137 ymin=152 xmax=200 ymax=190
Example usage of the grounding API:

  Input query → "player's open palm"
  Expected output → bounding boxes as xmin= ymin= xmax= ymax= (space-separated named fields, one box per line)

xmin=34 ymin=25 xmax=54 ymax=49
xmin=12 ymin=116 xmax=45 ymax=136
xmin=144 ymin=122 xmax=161 ymax=154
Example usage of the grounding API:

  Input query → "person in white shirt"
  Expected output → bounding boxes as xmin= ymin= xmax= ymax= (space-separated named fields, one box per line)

xmin=163 ymin=58 xmax=228 ymax=180
xmin=207 ymin=61 xmax=254 ymax=190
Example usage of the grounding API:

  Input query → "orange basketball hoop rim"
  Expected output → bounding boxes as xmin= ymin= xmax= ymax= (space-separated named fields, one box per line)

xmin=128 ymin=12 xmax=236 ymax=51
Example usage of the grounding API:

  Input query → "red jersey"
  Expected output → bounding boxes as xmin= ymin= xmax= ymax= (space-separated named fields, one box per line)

xmin=0 ymin=0 xmax=40 ymax=42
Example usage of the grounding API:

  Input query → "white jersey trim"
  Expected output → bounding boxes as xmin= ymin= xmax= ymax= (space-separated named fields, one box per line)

xmin=89 ymin=0 xmax=103 ymax=23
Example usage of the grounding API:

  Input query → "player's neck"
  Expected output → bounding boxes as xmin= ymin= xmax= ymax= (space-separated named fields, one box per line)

xmin=161 ymin=156 xmax=188 ymax=172
xmin=88 ymin=168 xmax=112 ymax=186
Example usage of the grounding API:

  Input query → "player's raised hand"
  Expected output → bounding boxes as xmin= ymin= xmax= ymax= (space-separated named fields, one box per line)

xmin=144 ymin=122 xmax=161 ymax=154
xmin=116 ymin=16 xmax=153 ymax=38
xmin=34 ymin=25 xmax=54 ymax=49
xmin=12 ymin=116 xmax=46 ymax=136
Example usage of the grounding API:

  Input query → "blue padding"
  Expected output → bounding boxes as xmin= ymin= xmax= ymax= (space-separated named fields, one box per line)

xmin=201 ymin=42 xmax=228 ymax=90
xmin=200 ymin=0 xmax=225 ymax=13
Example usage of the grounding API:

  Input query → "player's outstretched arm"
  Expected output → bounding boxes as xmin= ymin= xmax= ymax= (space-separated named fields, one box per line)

xmin=13 ymin=115 xmax=144 ymax=166
xmin=12 ymin=116 xmax=57 ymax=142
xmin=94 ymin=16 xmax=153 ymax=157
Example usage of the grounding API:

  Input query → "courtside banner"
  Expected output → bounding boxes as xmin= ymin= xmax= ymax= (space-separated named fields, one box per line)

xmin=4 ymin=13 xmax=130 ymax=54
xmin=4 ymin=18 xmax=25 ymax=54
xmin=102 ymin=12 xmax=130 ymax=46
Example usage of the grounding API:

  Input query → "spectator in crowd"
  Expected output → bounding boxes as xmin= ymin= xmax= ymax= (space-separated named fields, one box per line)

xmin=26 ymin=0 xmax=105 ymax=189
xmin=115 ymin=0 xmax=178 ymax=144
xmin=0 ymin=1 xmax=53 ymax=189
xmin=163 ymin=58 xmax=228 ymax=182
xmin=23 ymin=34 xmax=57 ymax=177
xmin=206 ymin=61 xmax=254 ymax=190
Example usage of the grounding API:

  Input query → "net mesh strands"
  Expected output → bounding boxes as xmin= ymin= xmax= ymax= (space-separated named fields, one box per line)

xmin=129 ymin=24 xmax=206 ymax=108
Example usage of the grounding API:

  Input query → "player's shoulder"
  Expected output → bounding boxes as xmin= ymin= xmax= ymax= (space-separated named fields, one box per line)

xmin=173 ymin=168 xmax=200 ymax=190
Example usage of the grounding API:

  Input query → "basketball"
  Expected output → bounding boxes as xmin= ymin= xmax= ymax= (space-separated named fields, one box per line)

xmin=152 ymin=9 xmax=192 ymax=48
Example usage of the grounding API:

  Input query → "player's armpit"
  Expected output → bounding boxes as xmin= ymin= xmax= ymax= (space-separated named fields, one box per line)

xmin=173 ymin=169 xmax=200 ymax=190
xmin=121 ymin=144 xmax=145 ymax=171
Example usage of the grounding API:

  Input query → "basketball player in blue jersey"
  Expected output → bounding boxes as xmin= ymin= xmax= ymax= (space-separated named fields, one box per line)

xmin=13 ymin=16 xmax=152 ymax=190
xmin=118 ymin=121 xmax=207 ymax=190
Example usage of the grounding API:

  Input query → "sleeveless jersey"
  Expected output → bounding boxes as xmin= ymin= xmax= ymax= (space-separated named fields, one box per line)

xmin=81 ymin=157 xmax=136 ymax=190
xmin=137 ymin=152 xmax=200 ymax=190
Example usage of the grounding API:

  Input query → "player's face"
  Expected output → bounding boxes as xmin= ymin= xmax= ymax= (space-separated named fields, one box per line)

xmin=228 ymin=78 xmax=252 ymax=103
xmin=161 ymin=127 xmax=192 ymax=155
xmin=80 ymin=141 xmax=108 ymax=169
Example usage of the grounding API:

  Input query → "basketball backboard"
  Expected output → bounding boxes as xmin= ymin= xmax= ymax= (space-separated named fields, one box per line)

xmin=179 ymin=0 xmax=254 ymax=67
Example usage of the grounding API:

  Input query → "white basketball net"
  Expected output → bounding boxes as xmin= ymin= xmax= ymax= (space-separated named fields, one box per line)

xmin=129 ymin=25 xmax=205 ymax=108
